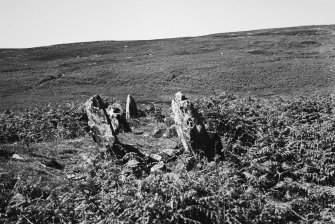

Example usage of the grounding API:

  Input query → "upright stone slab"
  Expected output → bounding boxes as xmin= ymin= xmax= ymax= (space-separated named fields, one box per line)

xmin=83 ymin=95 xmax=118 ymax=152
xmin=171 ymin=92 xmax=220 ymax=160
xmin=126 ymin=94 xmax=138 ymax=119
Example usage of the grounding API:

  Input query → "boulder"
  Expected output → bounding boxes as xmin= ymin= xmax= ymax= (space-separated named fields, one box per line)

xmin=126 ymin=94 xmax=138 ymax=119
xmin=82 ymin=95 xmax=118 ymax=152
xmin=171 ymin=92 xmax=222 ymax=160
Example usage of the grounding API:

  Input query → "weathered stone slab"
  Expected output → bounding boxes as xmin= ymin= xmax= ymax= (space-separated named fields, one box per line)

xmin=82 ymin=95 xmax=118 ymax=152
xmin=126 ymin=94 xmax=138 ymax=119
xmin=171 ymin=92 xmax=222 ymax=160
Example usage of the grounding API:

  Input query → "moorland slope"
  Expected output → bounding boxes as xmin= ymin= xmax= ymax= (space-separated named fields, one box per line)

xmin=1 ymin=25 xmax=335 ymax=109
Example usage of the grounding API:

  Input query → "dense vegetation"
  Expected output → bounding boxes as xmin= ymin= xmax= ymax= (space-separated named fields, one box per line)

xmin=2 ymin=93 xmax=335 ymax=223
xmin=0 ymin=103 xmax=87 ymax=145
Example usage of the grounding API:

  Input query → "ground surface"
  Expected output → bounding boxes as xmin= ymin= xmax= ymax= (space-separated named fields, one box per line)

xmin=1 ymin=25 xmax=335 ymax=110
xmin=0 ymin=116 xmax=176 ymax=184
xmin=0 ymin=116 xmax=179 ymax=219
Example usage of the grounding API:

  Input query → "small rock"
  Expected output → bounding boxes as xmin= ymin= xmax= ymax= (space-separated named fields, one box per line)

xmin=44 ymin=159 xmax=64 ymax=170
xmin=126 ymin=159 xmax=140 ymax=168
xmin=162 ymin=148 xmax=177 ymax=157
xmin=152 ymin=128 xmax=165 ymax=138
xmin=150 ymin=161 xmax=166 ymax=174
xmin=150 ymin=154 xmax=162 ymax=161
xmin=66 ymin=174 xmax=76 ymax=179
xmin=12 ymin=154 xmax=24 ymax=161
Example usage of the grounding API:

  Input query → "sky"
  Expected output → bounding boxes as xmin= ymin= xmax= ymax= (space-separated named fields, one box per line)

xmin=0 ymin=0 xmax=334 ymax=48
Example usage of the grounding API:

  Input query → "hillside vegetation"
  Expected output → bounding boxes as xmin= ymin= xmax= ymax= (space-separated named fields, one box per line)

xmin=2 ymin=93 xmax=335 ymax=223
xmin=1 ymin=25 xmax=335 ymax=109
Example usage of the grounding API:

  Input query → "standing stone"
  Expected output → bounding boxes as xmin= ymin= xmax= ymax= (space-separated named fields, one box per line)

xmin=126 ymin=94 xmax=138 ymax=119
xmin=171 ymin=92 xmax=222 ymax=160
xmin=83 ymin=95 xmax=118 ymax=152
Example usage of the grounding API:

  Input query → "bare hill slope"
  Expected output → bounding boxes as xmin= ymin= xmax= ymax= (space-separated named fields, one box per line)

xmin=1 ymin=25 xmax=335 ymax=109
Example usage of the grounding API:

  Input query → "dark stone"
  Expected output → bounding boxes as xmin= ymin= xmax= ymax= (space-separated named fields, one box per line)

xmin=126 ymin=95 xmax=138 ymax=118
xmin=171 ymin=92 xmax=223 ymax=161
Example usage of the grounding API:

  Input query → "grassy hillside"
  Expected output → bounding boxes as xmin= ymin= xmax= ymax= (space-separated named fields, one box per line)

xmin=1 ymin=25 xmax=335 ymax=109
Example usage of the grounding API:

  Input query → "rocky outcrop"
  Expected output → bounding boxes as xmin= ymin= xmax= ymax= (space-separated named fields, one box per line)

xmin=126 ymin=94 xmax=138 ymax=119
xmin=171 ymin=92 xmax=223 ymax=160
